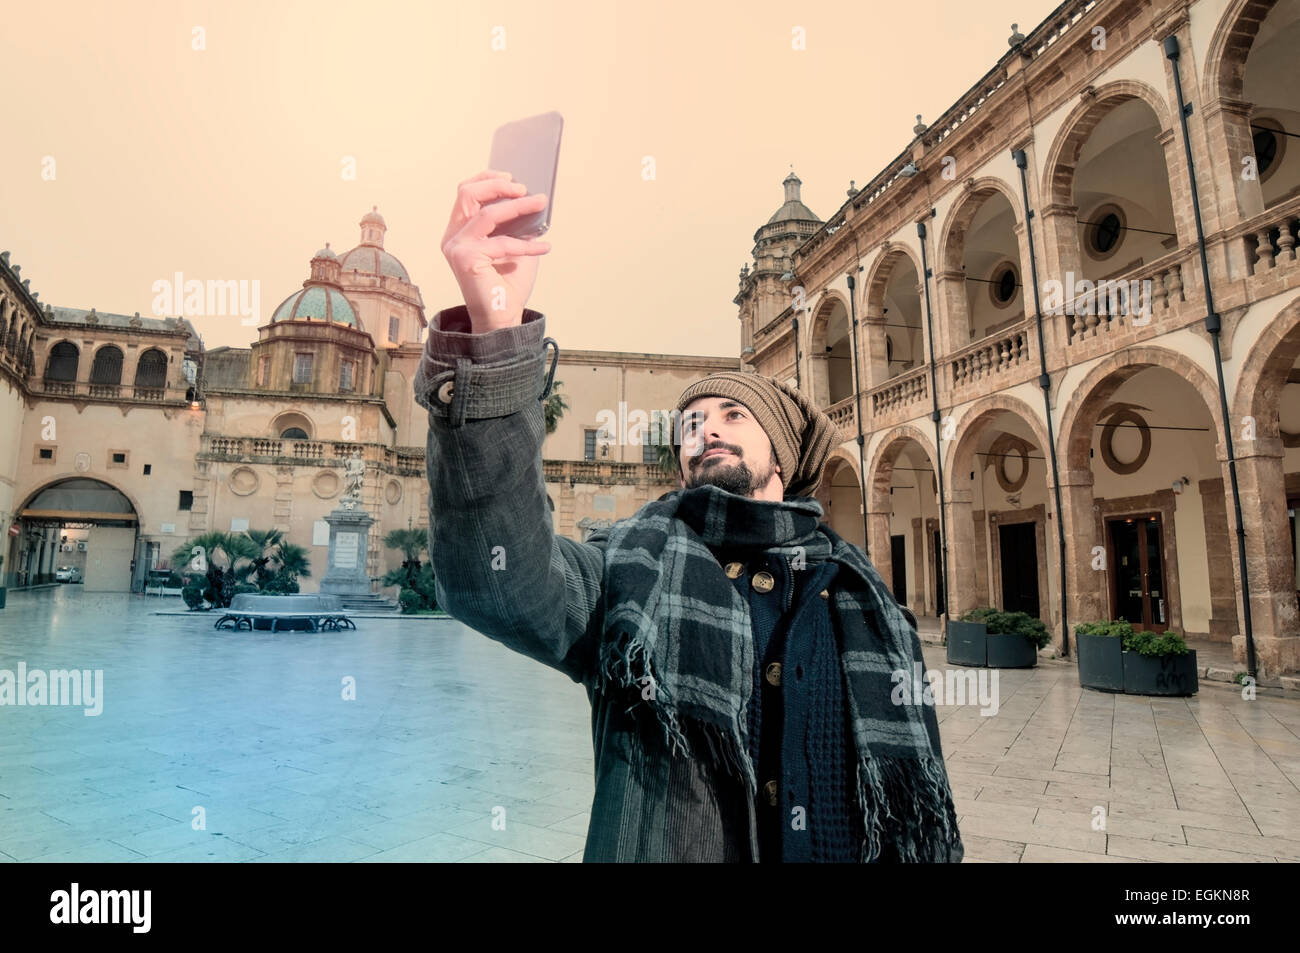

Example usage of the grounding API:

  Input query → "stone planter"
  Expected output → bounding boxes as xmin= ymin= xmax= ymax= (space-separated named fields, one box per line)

xmin=946 ymin=620 xmax=986 ymax=666
xmin=1076 ymin=633 xmax=1125 ymax=692
xmin=987 ymin=632 xmax=1038 ymax=668
xmin=1121 ymin=650 xmax=1199 ymax=696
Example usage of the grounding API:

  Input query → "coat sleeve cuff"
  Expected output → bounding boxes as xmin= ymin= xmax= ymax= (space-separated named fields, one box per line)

xmin=414 ymin=305 xmax=552 ymax=424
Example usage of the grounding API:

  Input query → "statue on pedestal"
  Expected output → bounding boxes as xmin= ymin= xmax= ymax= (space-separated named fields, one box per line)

xmin=341 ymin=449 xmax=365 ymax=510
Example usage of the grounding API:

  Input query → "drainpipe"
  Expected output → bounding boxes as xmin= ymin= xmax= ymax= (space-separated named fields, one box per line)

xmin=1164 ymin=35 xmax=1257 ymax=677
xmin=1013 ymin=148 xmax=1071 ymax=659
xmin=846 ymin=269 xmax=871 ymax=555
xmin=792 ymin=314 xmax=802 ymax=391
xmin=917 ymin=217 xmax=949 ymax=620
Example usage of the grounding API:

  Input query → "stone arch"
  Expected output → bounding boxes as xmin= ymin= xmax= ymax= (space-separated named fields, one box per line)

xmin=809 ymin=291 xmax=855 ymax=407
xmin=1058 ymin=346 xmax=1224 ymax=470
xmin=1232 ymin=294 xmax=1300 ymax=431
xmin=868 ymin=424 xmax=940 ymax=512
xmin=943 ymin=394 xmax=1053 ymax=492
xmin=1040 ymin=80 xmax=1176 ymax=208
xmin=864 ymin=244 xmax=925 ymax=318
xmin=17 ymin=473 xmax=145 ymax=522
xmin=89 ymin=343 xmax=125 ymax=385
xmin=1204 ymin=0 xmax=1278 ymax=102
xmin=815 ymin=448 xmax=867 ymax=544
xmin=43 ymin=340 xmax=80 ymax=381
xmin=271 ymin=410 xmax=316 ymax=440
xmin=937 ymin=176 xmax=1025 ymax=274
xmin=135 ymin=348 xmax=168 ymax=388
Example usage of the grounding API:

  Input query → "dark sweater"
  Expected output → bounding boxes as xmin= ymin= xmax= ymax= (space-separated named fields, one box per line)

xmin=715 ymin=545 xmax=864 ymax=862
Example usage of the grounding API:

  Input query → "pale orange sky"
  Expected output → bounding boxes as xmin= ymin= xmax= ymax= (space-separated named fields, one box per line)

xmin=0 ymin=0 xmax=1064 ymax=356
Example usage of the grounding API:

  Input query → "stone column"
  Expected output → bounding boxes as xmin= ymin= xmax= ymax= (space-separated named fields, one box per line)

xmin=944 ymin=486 xmax=978 ymax=618
xmin=863 ymin=314 xmax=889 ymax=391
xmin=319 ymin=505 xmax=375 ymax=599
xmin=866 ymin=508 xmax=892 ymax=587
xmin=933 ymin=271 xmax=967 ymax=357
xmin=1223 ymin=439 xmax=1300 ymax=676
xmin=1197 ymin=477 xmax=1239 ymax=640
xmin=1057 ymin=468 xmax=1107 ymax=652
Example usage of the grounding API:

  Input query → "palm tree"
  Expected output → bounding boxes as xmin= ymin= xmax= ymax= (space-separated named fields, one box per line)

xmin=272 ymin=542 xmax=311 ymax=586
xmin=651 ymin=413 xmax=680 ymax=481
xmin=383 ymin=528 xmax=428 ymax=589
xmin=244 ymin=528 xmax=285 ymax=588
xmin=543 ymin=379 xmax=569 ymax=435
xmin=171 ymin=531 xmax=259 ymax=607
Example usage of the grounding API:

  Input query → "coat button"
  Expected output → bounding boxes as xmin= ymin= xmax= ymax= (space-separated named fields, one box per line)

xmin=765 ymin=662 xmax=782 ymax=687
xmin=436 ymin=380 xmax=455 ymax=404
xmin=752 ymin=571 xmax=774 ymax=593
xmin=724 ymin=561 xmax=744 ymax=579
xmin=763 ymin=780 xmax=779 ymax=806
xmin=819 ymin=589 xmax=829 ymax=600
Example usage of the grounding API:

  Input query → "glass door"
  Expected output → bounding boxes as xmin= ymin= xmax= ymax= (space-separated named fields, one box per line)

xmin=1108 ymin=515 xmax=1165 ymax=631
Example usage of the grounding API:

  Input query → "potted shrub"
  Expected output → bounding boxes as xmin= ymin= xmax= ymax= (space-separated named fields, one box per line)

xmin=948 ymin=607 xmax=1043 ymax=668
xmin=1121 ymin=629 xmax=1198 ymax=696
xmin=1075 ymin=620 xmax=1128 ymax=692
xmin=985 ymin=610 xmax=1046 ymax=668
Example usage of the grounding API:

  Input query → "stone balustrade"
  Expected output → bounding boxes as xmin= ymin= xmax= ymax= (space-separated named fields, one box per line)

xmin=948 ymin=321 xmax=1033 ymax=394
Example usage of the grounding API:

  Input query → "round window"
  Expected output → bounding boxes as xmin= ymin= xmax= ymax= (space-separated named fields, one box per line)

xmin=1086 ymin=205 xmax=1126 ymax=261
xmin=987 ymin=261 xmax=1020 ymax=309
xmin=1254 ymin=127 xmax=1278 ymax=175
xmin=281 ymin=427 xmax=309 ymax=439
xmin=1251 ymin=119 xmax=1286 ymax=183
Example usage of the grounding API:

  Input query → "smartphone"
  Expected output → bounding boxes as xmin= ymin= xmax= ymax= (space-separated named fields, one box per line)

xmin=485 ymin=111 xmax=563 ymax=239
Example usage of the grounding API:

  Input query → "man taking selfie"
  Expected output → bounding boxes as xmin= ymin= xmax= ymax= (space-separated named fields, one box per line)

xmin=415 ymin=169 xmax=964 ymax=863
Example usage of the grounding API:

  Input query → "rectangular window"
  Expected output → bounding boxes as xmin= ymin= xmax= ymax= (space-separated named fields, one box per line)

xmin=293 ymin=352 xmax=314 ymax=384
xmin=38 ymin=447 xmax=53 ymax=460
xmin=339 ymin=359 xmax=355 ymax=391
xmin=642 ymin=441 xmax=658 ymax=464
xmin=389 ymin=316 xmax=400 ymax=343
xmin=178 ymin=490 xmax=194 ymax=511
xmin=112 ymin=452 xmax=126 ymax=464
xmin=143 ymin=464 xmax=152 ymax=475
xmin=584 ymin=429 xmax=597 ymax=461
xmin=108 ymin=450 xmax=128 ymax=468
xmin=257 ymin=355 xmax=269 ymax=387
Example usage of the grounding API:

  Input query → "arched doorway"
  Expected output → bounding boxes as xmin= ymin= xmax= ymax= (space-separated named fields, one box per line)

xmin=945 ymin=399 xmax=1055 ymax=627
xmin=1058 ymin=352 xmax=1225 ymax=639
xmin=868 ymin=428 xmax=942 ymax=619
xmin=10 ymin=478 xmax=139 ymax=592
xmin=809 ymin=296 xmax=854 ymax=412
xmin=815 ymin=455 xmax=865 ymax=549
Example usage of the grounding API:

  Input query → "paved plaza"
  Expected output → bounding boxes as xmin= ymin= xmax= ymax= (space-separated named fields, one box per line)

xmin=0 ymin=586 xmax=1297 ymax=862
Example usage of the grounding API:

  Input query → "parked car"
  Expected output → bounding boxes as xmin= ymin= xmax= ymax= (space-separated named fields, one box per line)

xmin=55 ymin=566 xmax=83 ymax=583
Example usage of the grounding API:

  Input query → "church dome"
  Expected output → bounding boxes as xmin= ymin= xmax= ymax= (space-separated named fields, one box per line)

xmin=339 ymin=205 xmax=410 ymax=281
xmin=270 ymin=285 xmax=357 ymax=326
xmin=766 ymin=170 xmax=821 ymax=225
xmin=338 ymin=245 xmax=410 ymax=281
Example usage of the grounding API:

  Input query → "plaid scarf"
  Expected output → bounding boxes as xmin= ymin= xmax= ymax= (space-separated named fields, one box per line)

xmin=596 ymin=483 xmax=963 ymax=862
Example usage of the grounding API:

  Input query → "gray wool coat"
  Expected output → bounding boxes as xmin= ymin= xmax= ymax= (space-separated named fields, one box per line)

xmin=414 ymin=304 xmax=951 ymax=862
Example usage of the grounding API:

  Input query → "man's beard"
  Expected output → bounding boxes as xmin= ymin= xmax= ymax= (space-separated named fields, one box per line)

xmin=684 ymin=447 xmax=779 ymax=497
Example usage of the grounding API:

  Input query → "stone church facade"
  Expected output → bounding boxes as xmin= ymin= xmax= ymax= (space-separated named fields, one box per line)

xmin=0 ymin=209 xmax=734 ymax=599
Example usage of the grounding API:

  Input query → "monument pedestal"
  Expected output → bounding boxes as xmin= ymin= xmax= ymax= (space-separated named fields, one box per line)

xmin=319 ymin=504 xmax=373 ymax=598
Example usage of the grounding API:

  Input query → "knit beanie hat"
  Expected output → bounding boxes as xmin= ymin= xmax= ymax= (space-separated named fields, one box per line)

xmin=673 ymin=372 xmax=842 ymax=498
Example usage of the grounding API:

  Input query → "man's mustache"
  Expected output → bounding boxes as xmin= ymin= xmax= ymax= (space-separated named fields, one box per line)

xmin=691 ymin=443 xmax=743 ymax=468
